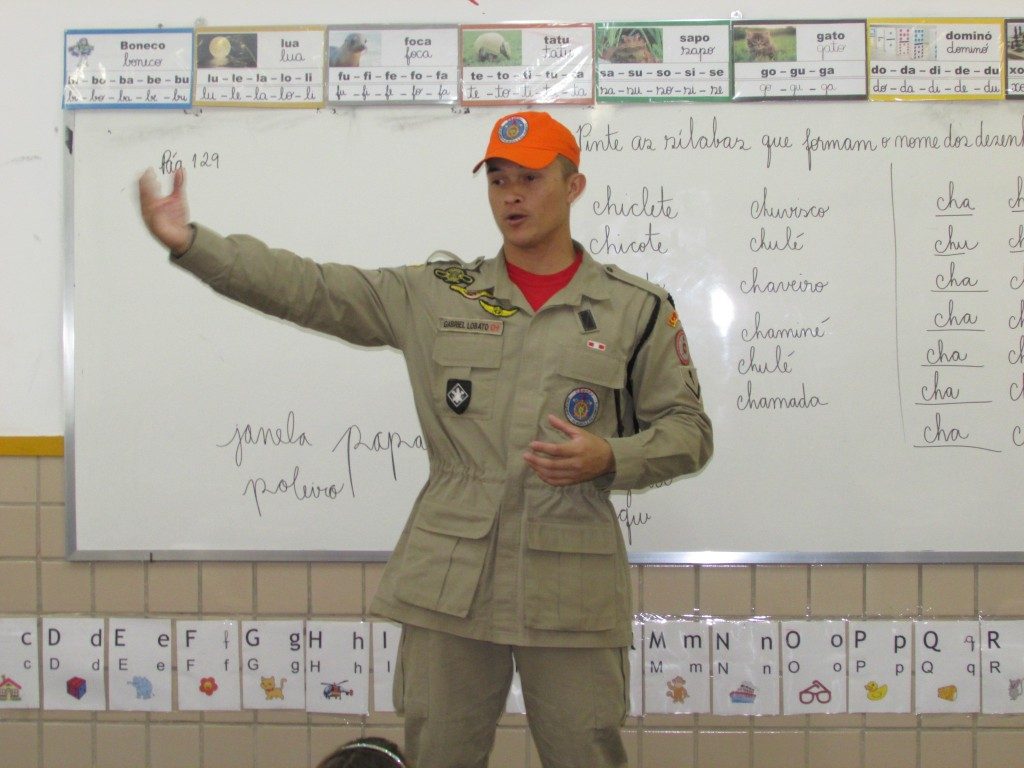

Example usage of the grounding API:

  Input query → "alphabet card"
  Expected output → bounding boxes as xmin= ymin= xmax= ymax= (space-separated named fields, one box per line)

xmin=980 ymin=620 xmax=1024 ymax=714
xmin=848 ymin=620 xmax=913 ymax=713
xmin=0 ymin=618 xmax=40 ymax=709
xmin=868 ymin=19 xmax=1004 ymax=100
xmin=305 ymin=621 xmax=370 ymax=715
xmin=241 ymin=620 xmax=305 ymax=709
xmin=194 ymin=26 xmax=325 ymax=107
xmin=41 ymin=618 xmax=105 ymax=711
xmin=63 ymin=28 xmax=193 ymax=108
xmin=629 ymin=621 xmax=642 ymax=716
xmin=327 ymin=26 xmax=458 ymax=105
xmin=781 ymin=620 xmax=847 ymax=714
xmin=176 ymin=620 xmax=240 ymax=710
xmin=372 ymin=622 xmax=400 ymax=712
xmin=1007 ymin=20 xmax=1024 ymax=97
xmin=710 ymin=620 xmax=780 ymax=716
xmin=733 ymin=20 xmax=868 ymax=100
xmin=595 ymin=21 xmax=730 ymax=103
xmin=460 ymin=24 xmax=594 ymax=106
xmin=107 ymin=618 xmax=172 ymax=712
xmin=643 ymin=619 xmax=711 ymax=714
xmin=915 ymin=620 xmax=981 ymax=713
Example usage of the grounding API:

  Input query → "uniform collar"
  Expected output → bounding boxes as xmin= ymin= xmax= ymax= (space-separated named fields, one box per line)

xmin=475 ymin=241 xmax=612 ymax=308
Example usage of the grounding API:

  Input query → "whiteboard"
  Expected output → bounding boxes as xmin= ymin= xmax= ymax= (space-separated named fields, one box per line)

xmin=68 ymin=101 xmax=1024 ymax=561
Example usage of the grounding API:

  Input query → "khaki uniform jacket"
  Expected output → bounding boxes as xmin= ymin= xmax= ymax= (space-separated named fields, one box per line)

xmin=176 ymin=224 xmax=713 ymax=648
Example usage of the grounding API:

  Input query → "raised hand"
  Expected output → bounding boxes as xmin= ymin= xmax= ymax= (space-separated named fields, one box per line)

xmin=138 ymin=167 xmax=193 ymax=255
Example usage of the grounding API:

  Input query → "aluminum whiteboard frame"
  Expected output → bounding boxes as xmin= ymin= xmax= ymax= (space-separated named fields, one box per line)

xmin=60 ymin=111 xmax=1024 ymax=566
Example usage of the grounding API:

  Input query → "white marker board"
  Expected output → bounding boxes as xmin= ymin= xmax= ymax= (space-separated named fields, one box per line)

xmin=67 ymin=101 xmax=1024 ymax=561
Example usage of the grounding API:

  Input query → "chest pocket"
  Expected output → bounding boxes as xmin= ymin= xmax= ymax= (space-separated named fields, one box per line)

xmin=555 ymin=347 xmax=626 ymax=430
xmin=558 ymin=347 xmax=627 ymax=389
xmin=432 ymin=332 xmax=504 ymax=419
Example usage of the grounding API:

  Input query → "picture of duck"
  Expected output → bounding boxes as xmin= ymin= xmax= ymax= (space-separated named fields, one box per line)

xmin=865 ymin=681 xmax=888 ymax=701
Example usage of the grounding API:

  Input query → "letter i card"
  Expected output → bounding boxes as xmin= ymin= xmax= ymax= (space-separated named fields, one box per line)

xmin=372 ymin=622 xmax=400 ymax=712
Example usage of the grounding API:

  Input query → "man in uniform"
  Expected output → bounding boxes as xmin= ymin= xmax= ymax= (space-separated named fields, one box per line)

xmin=139 ymin=111 xmax=712 ymax=768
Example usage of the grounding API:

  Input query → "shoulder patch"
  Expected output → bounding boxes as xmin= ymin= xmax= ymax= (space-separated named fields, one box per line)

xmin=602 ymin=264 xmax=669 ymax=300
xmin=425 ymin=250 xmax=485 ymax=270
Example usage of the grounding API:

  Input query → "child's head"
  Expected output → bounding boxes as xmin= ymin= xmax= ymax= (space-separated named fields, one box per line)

xmin=315 ymin=737 xmax=407 ymax=768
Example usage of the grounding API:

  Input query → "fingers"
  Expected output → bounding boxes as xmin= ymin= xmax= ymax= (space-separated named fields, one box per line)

xmin=528 ymin=439 xmax=573 ymax=457
xmin=138 ymin=167 xmax=185 ymax=208
xmin=522 ymin=452 xmax=579 ymax=486
xmin=545 ymin=413 xmax=580 ymax=438
xmin=138 ymin=168 xmax=159 ymax=208
xmin=172 ymin=166 xmax=186 ymax=195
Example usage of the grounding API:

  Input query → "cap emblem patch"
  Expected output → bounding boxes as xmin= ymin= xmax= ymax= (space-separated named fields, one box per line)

xmin=498 ymin=116 xmax=528 ymax=144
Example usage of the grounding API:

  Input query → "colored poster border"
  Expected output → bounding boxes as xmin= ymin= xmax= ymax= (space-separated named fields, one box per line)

xmin=867 ymin=18 xmax=1006 ymax=101
xmin=193 ymin=26 xmax=326 ymax=109
xmin=595 ymin=20 xmax=732 ymax=103
xmin=459 ymin=23 xmax=595 ymax=106
xmin=63 ymin=28 xmax=194 ymax=110
xmin=731 ymin=19 xmax=868 ymax=101
xmin=1006 ymin=19 xmax=1024 ymax=97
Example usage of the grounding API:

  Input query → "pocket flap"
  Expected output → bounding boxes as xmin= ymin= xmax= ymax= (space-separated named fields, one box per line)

xmin=557 ymin=347 xmax=626 ymax=389
xmin=432 ymin=333 xmax=503 ymax=368
xmin=413 ymin=499 xmax=495 ymax=539
xmin=527 ymin=520 xmax=618 ymax=554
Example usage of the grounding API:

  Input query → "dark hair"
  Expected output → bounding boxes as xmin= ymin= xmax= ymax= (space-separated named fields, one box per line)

xmin=315 ymin=737 xmax=407 ymax=768
xmin=555 ymin=154 xmax=579 ymax=178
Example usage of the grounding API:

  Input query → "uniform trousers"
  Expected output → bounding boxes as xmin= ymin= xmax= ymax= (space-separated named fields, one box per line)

xmin=394 ymin=624 xmax=630 ymax=768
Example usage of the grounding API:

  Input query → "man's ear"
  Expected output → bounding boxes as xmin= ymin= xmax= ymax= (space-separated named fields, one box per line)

xmin=567 ymin=172 xmax=587 ymax=204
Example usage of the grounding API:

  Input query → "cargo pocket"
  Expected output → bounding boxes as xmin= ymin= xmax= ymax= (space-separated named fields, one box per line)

xmin=433 ymin=332 xmax=503 ymax=420
xmin=523 ymin=520 xmax=622 ymax=631
xmin=393 ymin=500 xmax=495 ymax=617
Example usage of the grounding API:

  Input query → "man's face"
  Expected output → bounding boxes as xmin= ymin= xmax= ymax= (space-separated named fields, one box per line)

xmin=485 ymin=157 xmax=583 ymax=254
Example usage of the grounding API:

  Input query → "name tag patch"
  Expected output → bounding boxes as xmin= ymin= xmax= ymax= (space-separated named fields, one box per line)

xmin=439 ymin=317 xmax=504 ymax=335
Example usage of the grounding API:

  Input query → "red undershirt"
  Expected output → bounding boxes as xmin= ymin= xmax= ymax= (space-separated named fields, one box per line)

xmin=506 ymin=252 xmax=583 ymax=310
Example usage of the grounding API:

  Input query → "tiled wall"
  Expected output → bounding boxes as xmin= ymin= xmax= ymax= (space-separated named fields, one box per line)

xmin=3 ymin=454 xmax=1024 ymax=767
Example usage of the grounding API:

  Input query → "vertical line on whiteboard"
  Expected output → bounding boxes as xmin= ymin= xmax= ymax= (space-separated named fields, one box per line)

xmin=890 ymin=163 xmax=906 ymax=439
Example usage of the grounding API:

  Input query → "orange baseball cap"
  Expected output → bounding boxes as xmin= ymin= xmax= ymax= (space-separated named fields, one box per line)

xmin=472 ymin=111 xmax=580 ymax=173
